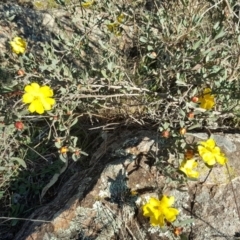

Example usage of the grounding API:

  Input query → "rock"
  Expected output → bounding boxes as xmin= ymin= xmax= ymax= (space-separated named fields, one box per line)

xmin=13 ymin=130 xmax=240 ymax=240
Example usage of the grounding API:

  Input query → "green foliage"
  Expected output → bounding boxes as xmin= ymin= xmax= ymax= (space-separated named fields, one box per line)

xmin=1 ymin=0 xmax=240 ymax=236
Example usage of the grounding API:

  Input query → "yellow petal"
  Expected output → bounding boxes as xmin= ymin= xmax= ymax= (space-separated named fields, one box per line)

xmin=22 ymin=93 xmax=34 ymax=103
xmin=148 ymin=198 xmax=162 ymax=220
xmin=40 ymin=86 xmax=54 ymax=97
xmin=212 ymin=146 xmax=221 ymax=155
xmin=81 ymin=0 xmax=94 ymax=8
xmin=41 ymin=98 xmax=55 ymax=110
xmin=198 ymin=141 xmax=208 ymax=149
xmin=41 ymin=101 xmax=51 ymax=111
xmin=199 ymin=89 xmax=215 ymax=110
xmin=30 ymin=99 xmax=44 ymax=114
xmin=28 ymin=101 xmax=36 ymax=113
xmin=107 ymin=23 xmax=118 ymax=31
xmin=10 ymin=37 xmax=27 ymax=54
xmin=163 ymin=207 xmax=179 ymax=222
xmin=202 ymin=152 xmax=216 ymax=165
xmin=206 ymin=139 xmax=216 ymax=149
xmin=150 ymin=214 xmax=165 ymax=227
xmin=31 ymin=82 xmax=41 ymax=91
xmin=215 ymin=154 xmax=227 ymax=165
xmin=180 ymin=159 xmax=199 ymax=178
xmin=183 ymin=159 xmax=197 ymax=168
xmin=117 ymin=13 xmax=125 ymax=23
xmin=185 ymin=169 xmax=199 ymax=178
xmin=142 ymin=198 xmax=161 ymax=220
xmin=199 ymin=139 xmax=215 ymax=149
xmin=158 ymin=214 xmax=165 ymax=227
xmin=197 ymin=145 xmax=205 ymax=153
xmin=161 ymin=195 xmax=174 ymax=208
xmin=203 ymin=88 xmax=212 ymax=94
xmin=142 ymin=196 xmax=179 ymax=227
xmin=148 ymin=197 xmax=161 ymax=208
xmin=188 ymin=170 xmax=199 ymax=178
xmin=24 ymin=83 xmax=40 ymax=93
xmin=142 ymin=202 xmax=152 ymax=217
xmin=199 ymin=98 xmax=214 ymax=110
xmin=45 ymin=97 xmax=55 ymax=107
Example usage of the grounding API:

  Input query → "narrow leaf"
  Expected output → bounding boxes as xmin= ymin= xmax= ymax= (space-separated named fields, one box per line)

xmin=40 ymin=158 xmax=68 ymax=200
xmin=10 ymin=157 xmax=27 ymax=169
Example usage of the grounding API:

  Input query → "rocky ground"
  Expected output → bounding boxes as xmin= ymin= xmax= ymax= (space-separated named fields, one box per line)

xmin=13 ymin=130 xmax=240 ymax=240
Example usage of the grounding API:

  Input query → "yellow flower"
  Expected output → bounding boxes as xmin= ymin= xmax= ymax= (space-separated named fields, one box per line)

xmin=179 ymin=159 xmax=199 ymax=179
xmin=60 ymin=146 xmax=68 ymax=154
xmin=9 ymin=37 xmax=27 ymax=54
xmin=107 ymin=22 xmax=122 ymax=36
xmin=22 ymin=83 xmax=55 ymax=114
xmin=81 ymin=0 xmax=94 ymax=8
xmin=142 ymin=195 xmax=179 ymax=227
xmin=198 ymin=138 xmax=228 ymax=166
xmin=130 ymin=190 xmax=138 ymax=196
xmin=198 ymin=88 xmax=215 ymax=110
xmin=117 ymin=13 xmax=126 ymax=23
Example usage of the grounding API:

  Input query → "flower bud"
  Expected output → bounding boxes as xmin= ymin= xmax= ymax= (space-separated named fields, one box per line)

xmin=17 ymin=69 xmax=25 ymax=76
xmin=191 ymin=96 xmax=199 ymax=103
xmin=184 ymin=149 xmax=194 ymax=159
xmin=187 ymin=112 xmax=194 ymax=119
xmin=162 ymin=130 xmax=170 ymax=138
xmin=174 ymin=227 xmax=183 ymax=237
xmin=179 ymin=128 xmax=187 ymax=135
xmin=14 ymin=121 xmax=24 ymax=130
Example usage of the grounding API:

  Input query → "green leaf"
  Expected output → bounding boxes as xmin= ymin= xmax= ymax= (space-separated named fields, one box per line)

xmin=213 ymin=21 xmax=220 ymax=30
xmin=213 ymin=27 xmax=225 ymax=41
xmin=177 ymin=218 xmax=195 ymax=226
xmin=59 ymin=154 xmax=68 ymax=163
xmin=147 ymin=45 xmax=153 ymax=51
xmin=80 ymin=151 xmax=88 ymax=156
xmin=70 ymin=118 xmax=78 ymax=127
xmin=175 ymin=80 xmax=187 ymax=86
xmin=72 ymin=153 xmax=79 ymax=161
xmin=107 ymin=62 xmax=114 ymax=71
xmin=98 ymin=39 xmax=108 ymax=50
xmin=40 ymin=158 xmax=68 ymax=200
xmin=55 ymin=141 xmax=62 ymax=149
xmin=187 ymin=123 xmax=202 ymax=130
xmin=10 ymin=157 xmax=27 ymax=169
xmin=180 ymin=234 xmax=189 ymax=240
xmin=101 ymin=69 xmax=108 ymax=78
xmin=139 ymin=36 xmax=147 ymax=43
xmin=71 ymin=136 xmax=78 ymax=147
xmin=192 ymin=39 xmax=202 ymax=50
xmin=0 ymin=191 xmax=4 ymax=200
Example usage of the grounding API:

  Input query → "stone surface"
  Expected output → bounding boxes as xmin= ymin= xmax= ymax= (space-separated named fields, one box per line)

xmin=13 ymin=130 xmax=240 ymax=240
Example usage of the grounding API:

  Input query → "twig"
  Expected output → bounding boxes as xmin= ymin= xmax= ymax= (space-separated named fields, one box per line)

xmin=125 ymin=224 xmax=138 ymax=240
xmin=22 ymin=143 xmax=50 ymax=162
xmin=67 ymin=93 xmax=140 ymax=100
xmin=228 ymin=55 xmax=240 ymax=82
xmin=225 ymin=163 xmax=240 ymax=221
xmin=200 ymin=0 xmax=223 ymax=20
xmin=0 ymin=217 xmax=51 ymax=223
xmin=81 ymin=84 xmax=150 ymax=93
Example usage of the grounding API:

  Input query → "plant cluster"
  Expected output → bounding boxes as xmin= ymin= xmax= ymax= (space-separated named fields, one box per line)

xmin=0 ymin=0 xmax=240 ymax=237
